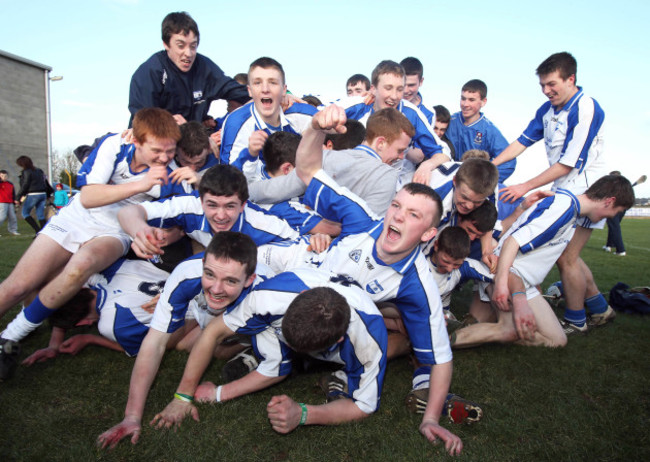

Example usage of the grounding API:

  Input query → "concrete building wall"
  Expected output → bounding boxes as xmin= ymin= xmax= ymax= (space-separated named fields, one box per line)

xmin=0 ymin=51 xmax=50 ymax=182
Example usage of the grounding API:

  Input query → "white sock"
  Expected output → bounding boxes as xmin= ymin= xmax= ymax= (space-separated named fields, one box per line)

xmin=412 ymin=373 xmax=430 ymax=391
xmin=1 ymin=310 xmax=42 ymax=342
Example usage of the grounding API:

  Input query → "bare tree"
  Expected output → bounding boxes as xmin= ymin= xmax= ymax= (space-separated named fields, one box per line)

xmin=51 ymin=149 xmax=80 ymax=188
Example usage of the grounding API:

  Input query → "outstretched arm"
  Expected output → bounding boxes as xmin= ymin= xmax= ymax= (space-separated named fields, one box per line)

xmin=420 ymin=362 xmax=463 ymax=456
xmin=149 ymin=316 xmax=235 ymax=428
xmin=59 ymin=334 xmax=124 ymax=355
xmin=492 ymin=140 xmax=527 ymax=166
xmin=500 ymin=163 xmax=571 ymax=203
xmin=295 ymin=104 xmax=347 ymax=186
xmin=97 ymin=328 xmax=170 ymax=449
xmin=267 ymin=394 xmax=367 ymax=434
xmin=22 ymin=326 xmax=66 ymax=366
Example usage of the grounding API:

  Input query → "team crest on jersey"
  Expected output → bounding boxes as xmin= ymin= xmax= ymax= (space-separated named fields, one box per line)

xmin=349 ymin=249 xmax=362 ymax=263
xmin=366 ymin=280 xmax=384 ymax=294
xmin=474 ymin=131 xmax=483 ymax=145
xmin=162 ymin=70 xmax=167 ymax=86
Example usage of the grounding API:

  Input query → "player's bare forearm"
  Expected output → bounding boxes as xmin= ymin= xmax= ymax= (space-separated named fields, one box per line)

xmin=84 ymin=334 xmax=125 ymax=353
xmin=480 ymin=233 xmax=498 ymax=273
xmin=492 ymin=237 xmax=520 ymax=311
xmin=295 ymin=125 xmax=326 ymax=185
xmin=494 ymin=237 xmax=519 ymax=285
xmin=123 ymin=329 xmax=170 ymax=422
xmin=267 ymin=394 xmax=367 ymax=434
xmin=117 ymin=205 xmax=148 ymax=238
xmin=219 ymin=371 xmax=285 ymax=402
xmin=422 ymin=362 xmax=453 ymax=425
xmin=80 ymin=180 xmax=153 ymax=209
xmin=492 ymin=140 xmax=526 ymax=166
xmin=521 ymin=162 xmax=573 ymax=193
xmin=302 ymin=398 xmax=367 ymax=426
xmin=296 ymin=105 xmax=346 ymax=185
xmin=175 ymin=316 xmax=234 ymax=396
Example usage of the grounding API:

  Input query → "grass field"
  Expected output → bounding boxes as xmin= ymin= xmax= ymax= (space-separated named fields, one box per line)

xmin=1 ymin=219 xmax=649 ymax=461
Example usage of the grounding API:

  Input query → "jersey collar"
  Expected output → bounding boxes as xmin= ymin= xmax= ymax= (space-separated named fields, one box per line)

xmin=251 ymin=103 xmax=290 ymax=134
xmin=354 ymin=145 xmax=381 ymax=161
xmin=554 ymin=86 xmax=583 ymax=114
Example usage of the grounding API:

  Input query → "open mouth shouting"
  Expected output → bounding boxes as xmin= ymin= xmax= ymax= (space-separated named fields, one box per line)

xmin=386 ymin=225 xmax=402 ymax=241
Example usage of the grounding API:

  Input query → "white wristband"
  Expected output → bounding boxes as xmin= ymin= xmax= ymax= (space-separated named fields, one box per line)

xmin=215 ymin=385 xmax=223 ymax=403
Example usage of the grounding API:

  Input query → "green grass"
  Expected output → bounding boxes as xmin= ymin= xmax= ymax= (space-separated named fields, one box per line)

xmin=1 ymin=219 xmax=649 ymax=461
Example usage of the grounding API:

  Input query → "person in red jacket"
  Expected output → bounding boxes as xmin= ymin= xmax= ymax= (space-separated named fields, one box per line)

xmin=0 ymin=169 xmax=20 ymax=236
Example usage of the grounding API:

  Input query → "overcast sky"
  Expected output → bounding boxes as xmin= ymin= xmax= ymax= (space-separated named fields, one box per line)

xmin=2 ymin=0 xmax=649 ymax=196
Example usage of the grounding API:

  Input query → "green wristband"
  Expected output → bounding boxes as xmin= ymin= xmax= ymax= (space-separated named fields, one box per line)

xmin=174 ymin=392 xmax=194 ymax=403
xmin=298 ymin=403 xmax=308 ymax=426
xmin=511 ymin=291 xmax=526 ymax=297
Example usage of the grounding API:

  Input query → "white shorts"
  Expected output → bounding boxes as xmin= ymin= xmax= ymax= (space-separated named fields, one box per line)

xmin=478 ymin=280 xmax=540 ymax=302
xmin=40 ymin=206 xmax=131 ymax=254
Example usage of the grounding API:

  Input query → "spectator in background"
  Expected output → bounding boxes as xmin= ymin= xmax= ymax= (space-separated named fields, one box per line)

xmin=53 ymin=183 xmax=70 ymax=210
xmin=16 ymin=155 xmax=49 ymax=233
xmin=0 ymin=169 xmax=20 ymax=235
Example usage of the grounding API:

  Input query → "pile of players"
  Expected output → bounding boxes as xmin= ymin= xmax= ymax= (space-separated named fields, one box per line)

xmin=0 ymin=11 xmax=635 ymax=457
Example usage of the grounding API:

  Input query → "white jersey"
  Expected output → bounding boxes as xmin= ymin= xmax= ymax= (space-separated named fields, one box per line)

xmin=518 ymin=87 xmax=606 ymax=194
xmin=141 ymin=193 xmax=299 ymax=247
xmin=428 ymin=258 xmax=493 ymax=309
xmin=222 ymin=268 xmax=387 ymax=414
xmin=296 ymin=170 xmax=451 ymax=366
xmin=72 ymin=133 xmax=187 ymax=230
xmin=149 ymin=254 xmax=274 ymax=333
xmin=88 ymin=258 xmax=171 ymax=356
xmin=220 ymin=101 xmax=316 ymax=183
xmin=495 ymin=189 xmax=579 ymax=288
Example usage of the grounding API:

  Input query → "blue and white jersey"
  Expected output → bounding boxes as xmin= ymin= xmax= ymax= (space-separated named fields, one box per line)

xmin=517 ymin=87 xmax=606 ymax=193
xmin=89 ymin=258 xmax=171 ymax=357
xmin=340 ymin=97 xmax=450 ymax=159
xmin=301 ymin=170 xmax=451 ymax=366
xmin=71 ymin=134 xmax=187 ymax=230
xmin=222 ymin=268 xmax=387 ymax=414
xmin=496 ymin=189 xmax=579 ymax=288
xmin=141 ymin=193 xmax=299 ymax=247
xmin=428 ymin=258 xmax=493 ymax=309
xmin=220 ymin=101 xmax=317 ymax=182
xmin=445 ymin=112 xmax=516 ymax=182
xmin=149 ymin=253 xmax=273 ymax=333
xmin=257 ymin=199 xmax=323 ymax=235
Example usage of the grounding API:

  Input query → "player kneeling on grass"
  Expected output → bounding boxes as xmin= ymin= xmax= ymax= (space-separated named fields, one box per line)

xmin=450 ymin=175 xmax=635 ymax=348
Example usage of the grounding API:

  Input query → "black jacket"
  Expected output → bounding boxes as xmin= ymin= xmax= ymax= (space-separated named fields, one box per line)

xmin=17 ymin=168 xmax=48 ymax=198
xmin=128 ymin=51 xmax=249 ymax=127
